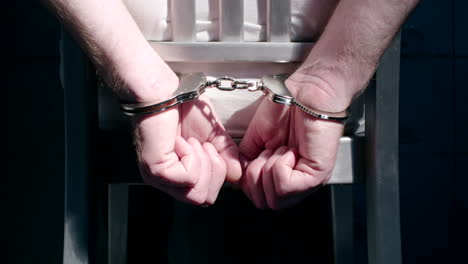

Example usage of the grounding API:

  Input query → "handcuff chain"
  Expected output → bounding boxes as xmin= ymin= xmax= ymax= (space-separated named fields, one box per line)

xmin=118 ymin=73 xmax=348 ymax=122
xmin=206 ymin=77 xmax=262 ymax=92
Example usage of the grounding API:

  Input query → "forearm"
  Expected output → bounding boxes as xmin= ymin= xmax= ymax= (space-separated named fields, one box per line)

xmin=42 ymin=0 xmax=176 ymax=102
xmin=289 ymin=0 xmax=420 ymax=112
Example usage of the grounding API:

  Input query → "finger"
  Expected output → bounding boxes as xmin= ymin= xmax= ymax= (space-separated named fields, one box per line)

xmin=137 ymin=110 xmax=199 ymax=187
xmin=181 ymin=97 xmax=242 ymax=184
xmin=239 ymin=98 xmax=290 ymax=160
xmin=273 ymin=149 xmax=323 ymax=198
xmin=203 ymin=142 xmax=227 ymax=205
xmin=151 ymin=138 xmax=208 ymax=205
xmin=158 ymin=138 xmax=211 ymax=205
xmin=208 ymin=123 xmax=242 ymax=184
xmin=239 ymin=153 xmax=250 ymax=173
xmin=274 ymin=109 xmax=343 ymax=194
xmin=261 ymin=146 xmax=289 ymax=210
xmin=263 ymin=103 xmax=290 ymax=150
xmin=182 ymin=138 xmax=212 ymax=205
xmin=294 ymin=110 xmax=343 ymax=181
xmin=168 ymin=136 xmax=200 ymax=185
xmin=242 ymin=149 xmax=273 ymax=209
xmin=239 ymin=122 xmax=265 ymax=161
xmin=288 ymin=107 xmax=297 ymax=148
xmin=239 ymin=98 xmax=270 ymax=161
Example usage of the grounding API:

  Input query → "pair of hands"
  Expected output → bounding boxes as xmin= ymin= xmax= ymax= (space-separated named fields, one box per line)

xmin=134 ymin=69 xmax=344 ymax=210
xmin=43 ymin=0 xmax=417 ymax=210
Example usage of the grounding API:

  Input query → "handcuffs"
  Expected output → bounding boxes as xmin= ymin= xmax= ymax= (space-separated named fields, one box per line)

xmin=120 ymin=72 xmax=349 ymax=122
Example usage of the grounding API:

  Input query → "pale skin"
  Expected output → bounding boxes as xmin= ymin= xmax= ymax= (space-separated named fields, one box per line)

xmin=43 ymin=0 xmax=419 ymax=208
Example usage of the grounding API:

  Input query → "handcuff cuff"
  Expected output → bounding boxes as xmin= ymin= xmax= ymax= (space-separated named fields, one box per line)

xmin=119 ymin=72 xmax=349 ymax=122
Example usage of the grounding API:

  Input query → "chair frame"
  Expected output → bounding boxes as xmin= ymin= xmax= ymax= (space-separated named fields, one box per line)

xmin=61 ymin=1 xmax=402 ymax=263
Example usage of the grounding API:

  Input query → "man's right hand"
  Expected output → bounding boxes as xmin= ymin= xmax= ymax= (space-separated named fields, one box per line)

xmin=133 ymin=73 xmax=242 ymax=206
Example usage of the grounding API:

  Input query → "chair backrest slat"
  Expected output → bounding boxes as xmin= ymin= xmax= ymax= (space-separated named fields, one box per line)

xmin=267 ymin=0 xmax=291 ymax=42
xmin=219 ymin=0 xmax=244 ymax=42
xmin=156 ymin=0 xmax=304 ymax=62
xmin=171 ymin=0 xmax=196 ymax=41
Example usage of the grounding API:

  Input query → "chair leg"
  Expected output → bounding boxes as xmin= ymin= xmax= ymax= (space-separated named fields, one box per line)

xmin=365 ymin=34 xmax=402 ymax=264
xmin=62 ymin=29 xmax=94 ymax=264
xmin=330 ymin=185 xmax=354 ymax=264
xmin=107 ymin=184 xmax=129 ymax=264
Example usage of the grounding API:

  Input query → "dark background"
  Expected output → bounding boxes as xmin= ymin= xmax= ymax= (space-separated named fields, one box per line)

xmin=3 ymin=0 xmax=467 ymax=263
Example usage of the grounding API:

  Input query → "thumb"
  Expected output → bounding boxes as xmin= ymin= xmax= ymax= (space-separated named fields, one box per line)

xmin=135 ymin=108 xmax=199 ymax=186
xmin=240 ymin=98 xmax=290 ymax=161
xmin=239 ymin=122 xmax=264 ymax=161
xmin=206 ymin=122 xmax=242 ymax=184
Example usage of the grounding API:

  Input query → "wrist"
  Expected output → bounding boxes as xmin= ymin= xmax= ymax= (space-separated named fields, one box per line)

xmin=286 ymin=70 xmax=352 ymax=114
xmin=287 ymin=59 xmax=372 ymax=113
xmin=101 ymin=47 xmax=179 ymax=104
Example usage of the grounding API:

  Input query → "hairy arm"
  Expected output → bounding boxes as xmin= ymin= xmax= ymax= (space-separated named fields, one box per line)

xmin=240 ymin=0 xmax=420 ymax=209
xmin=42 ymin=0 xmax=177 ymax=102
xmin=288 ymin=0 xmax=420 ymax=112
xmin=43 ymin=0 xmax=242 ymax=205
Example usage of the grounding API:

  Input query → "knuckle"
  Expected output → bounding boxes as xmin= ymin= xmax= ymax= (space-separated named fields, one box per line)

xmin=319 ymin=171 xmax=332 ymax=185
xmin=205 ymin=196 xmax=217 ymax=206
xmin=312 ymin=157 xmax=336 ymax=175
xmin=272 ymin=172 xmax=290 ymax=198
xmin=275 ymin=182 xmax=293 ymax=198
xmin=308 ymin=164 xmax=333 ymax=186
xmin=187 ymin=191 xmax=209 ymax=206
xmin=143 ymin=160 xmax=198 ymax=187
xmin=147 ymin=164 xmax=163 ymax=178
xmin=245 ymin=166 xmax=257 ymax=182
xmin=188 ymin=197 xmax=205 ymax=206
xmin=139 ymin=162 xmax=161 ymax=182
xmin=140 ymin=166 xmax=171 ymax=187
xmin=263 ymin=160 xmax=276 ymax=173
xmin=146 ymin=164 xmax=172 ymax=182
xmin=139 ymin=159 xmax=163 ymax=177
xmin=182 ymin=173 xmax=199 ymax=186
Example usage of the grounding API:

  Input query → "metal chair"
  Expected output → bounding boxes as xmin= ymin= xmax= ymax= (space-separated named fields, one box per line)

xmin=61 ymin=1 xmax=402 ymax=263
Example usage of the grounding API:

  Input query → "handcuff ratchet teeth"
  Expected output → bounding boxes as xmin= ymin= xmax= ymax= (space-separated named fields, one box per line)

xmin=120 ymin=72 xmax=348 ymax=122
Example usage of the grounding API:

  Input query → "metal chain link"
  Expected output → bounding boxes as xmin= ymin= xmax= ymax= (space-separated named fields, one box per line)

xmin=119 ymin=73 xmax=348 ymax=121
xmin=206 ymin=77 xmax=263 ymax=92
